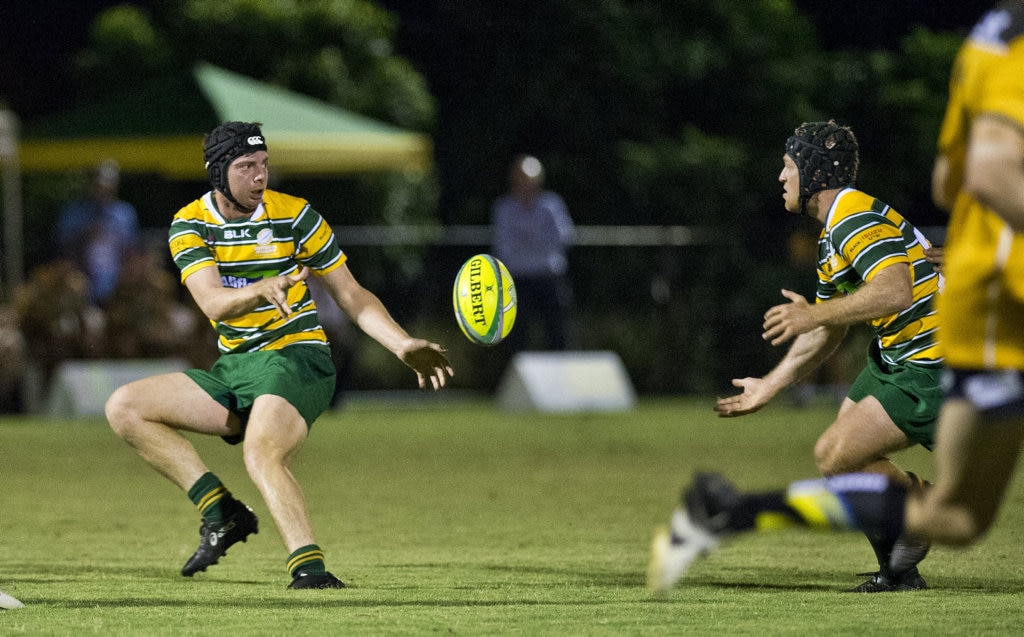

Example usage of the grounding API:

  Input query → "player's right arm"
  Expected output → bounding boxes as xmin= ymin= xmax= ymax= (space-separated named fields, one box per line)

xmin=184 ymin=264 xmax=309 ymax=322
xmin=714 ymin=323 xmax=847 ymax=418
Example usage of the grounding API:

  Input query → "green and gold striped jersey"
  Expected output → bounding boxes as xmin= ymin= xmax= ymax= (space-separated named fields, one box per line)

xmin=168 ymin=189 xmax=346 ymax=354
xmin=816 ymin=188 xmax=942 ymax=367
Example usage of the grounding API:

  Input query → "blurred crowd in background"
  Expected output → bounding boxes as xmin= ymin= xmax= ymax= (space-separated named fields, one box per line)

xmin=5 ymin=1 xmax=967 ymax=410
xmin=0 ymin=160 xmax=219 ymax=414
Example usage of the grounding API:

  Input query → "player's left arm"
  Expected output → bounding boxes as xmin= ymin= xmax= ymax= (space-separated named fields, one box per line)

xmin=317 ymin=264 xmax=453 ymax=390
xmin=964 ymin=114 xmax=1024 ymax=232
xmin=762 ymin=264 xmax=911 ymax=347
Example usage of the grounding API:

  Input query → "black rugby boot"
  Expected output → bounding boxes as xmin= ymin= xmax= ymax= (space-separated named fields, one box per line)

xmin=288 ymin=572 xmax=346 ymax=589
xmin=181 ymin=502 xmax=259 ymax=576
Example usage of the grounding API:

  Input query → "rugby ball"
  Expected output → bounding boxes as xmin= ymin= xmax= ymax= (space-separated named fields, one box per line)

xmin=453 ymin=254 xmax=517 ymax=346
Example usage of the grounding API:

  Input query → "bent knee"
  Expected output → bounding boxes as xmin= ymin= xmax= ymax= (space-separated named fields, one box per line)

xmin=813 ymin=438 xmax=846 ymax=476
xmin=242 ymin=438 xmax=287 ymax=473
xmin=105 ymin=383 xmax=141 ymax=435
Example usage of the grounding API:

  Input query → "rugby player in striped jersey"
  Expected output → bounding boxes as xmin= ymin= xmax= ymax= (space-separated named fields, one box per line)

xmin=106 ymin=122 xmax=454 ymax=589
xmin=651 ymin=120 xmax=942 ymax=593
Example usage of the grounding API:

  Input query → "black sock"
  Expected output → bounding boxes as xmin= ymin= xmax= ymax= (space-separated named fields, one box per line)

xmin=719 ymin=474 xmax=907 ymax=536
xmin=727 ymin=492 xmax=799 ymax=531
xmin=864 ymin=527 xmax=899 ymax=574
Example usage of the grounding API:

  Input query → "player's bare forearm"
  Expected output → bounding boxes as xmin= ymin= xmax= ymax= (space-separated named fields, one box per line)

xmin=360 ymin=306 xmax=455 ymax=390
xmin=777 ymin=325 xmax=845 ymax=383
xmin=755 ymin=327 xmax=840 ymax=399
xmin=186 ymin=266 xmax=308 ymax=322
xmin=811 ymin=265 xmax=912 ymax=328
xmin=352 ymin=298 xmax=453 ymax=390
xmin=346 ymin=289 xmax=409 ymax=352
xmin=320 ymin=264 xmax=410 ymax=352
xmin=322 ymin=266 xmax=454 ymax=389
xmin=715 ymin=326 xmax=843 ymax=417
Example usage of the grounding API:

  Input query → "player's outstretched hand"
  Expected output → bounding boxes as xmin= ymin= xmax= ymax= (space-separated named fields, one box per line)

xmin=714 ymin=377 xmax=774 ymax=418
xmin=398 ymin=339 xmax=455 ymax=391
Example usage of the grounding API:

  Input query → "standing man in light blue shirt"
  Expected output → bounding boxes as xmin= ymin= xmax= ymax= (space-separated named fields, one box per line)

xmin=54 ymin=159 xmax=140 ymax=307
xmin=491 ymin=155 xmax=575 ymax=351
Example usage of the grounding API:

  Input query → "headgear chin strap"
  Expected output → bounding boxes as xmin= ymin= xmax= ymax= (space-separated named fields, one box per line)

xmin=203 ymin=121 xmax=268 ymax=210
xmin=785 ymin=120 xmax=859 ymax=216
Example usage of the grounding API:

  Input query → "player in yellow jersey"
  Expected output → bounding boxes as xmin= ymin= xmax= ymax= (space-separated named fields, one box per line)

xmin=906 ymin=0 xmax=1024 ymax=548
xmin=106 ymin=122 xmax=454 ymax=589
xmin=650 ymin=121 xmax=943 ymax=593
xmin=648 ymin=1 xmax=1024 ymax=595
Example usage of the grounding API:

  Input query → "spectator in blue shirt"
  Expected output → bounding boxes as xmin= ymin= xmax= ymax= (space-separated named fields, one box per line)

xmin=54 ymin=160 xmax=140 ymax=307
xmin=491 ymin=155 xmax=575 ymax=351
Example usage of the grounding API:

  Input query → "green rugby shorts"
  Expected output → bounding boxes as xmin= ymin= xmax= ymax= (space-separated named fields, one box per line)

xmin=184 ymin=345 xmax=336 ymax=445
xmin=847 ymin=342 xmax=942 ymax=450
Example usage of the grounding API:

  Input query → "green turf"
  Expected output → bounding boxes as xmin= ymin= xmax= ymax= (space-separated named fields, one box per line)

xmin=2 ymin=397 xmax=1024 ymax=635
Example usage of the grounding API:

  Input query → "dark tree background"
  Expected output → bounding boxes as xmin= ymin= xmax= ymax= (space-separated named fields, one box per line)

xmin=0 ymin=0 xmax=993 ymax=394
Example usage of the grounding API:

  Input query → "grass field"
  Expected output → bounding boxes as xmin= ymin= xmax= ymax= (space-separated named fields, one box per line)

xmin=2 ymin=396 xmax=1024 ymax=635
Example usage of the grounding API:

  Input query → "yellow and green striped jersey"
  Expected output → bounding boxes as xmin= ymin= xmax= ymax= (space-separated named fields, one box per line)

xmin=817 ymin=188 xmax=942 ymax=366
xmin=168 ymin=189 xmax=346 ymax=354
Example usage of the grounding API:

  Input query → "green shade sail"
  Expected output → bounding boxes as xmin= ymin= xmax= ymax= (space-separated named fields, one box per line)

xmin=19 ymin=62 xmax=432 ymax=177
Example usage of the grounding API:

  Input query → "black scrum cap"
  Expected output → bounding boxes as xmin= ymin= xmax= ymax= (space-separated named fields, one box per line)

xmin=203 ymin=121 xmax=267 ymax=208
xmin=785 ymin=120 xmax=859 ymax=214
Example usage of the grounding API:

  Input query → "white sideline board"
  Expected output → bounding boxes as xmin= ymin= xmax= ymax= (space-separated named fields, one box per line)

xmin=46 ymin=359 xmax=190 ymax=418
xmin=495 ymin=351 xmax=635 ymax=413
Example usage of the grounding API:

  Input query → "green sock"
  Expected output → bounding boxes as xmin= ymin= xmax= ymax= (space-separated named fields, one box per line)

xmin=187 ymin=472 xmax=233 ymax=524
xmin=287 ymin=545 xmax=327 ymax=577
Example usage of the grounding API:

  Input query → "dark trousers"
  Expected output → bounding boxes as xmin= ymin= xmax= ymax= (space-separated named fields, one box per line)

xmin=506 ymin=273 xmax=573 ymax=352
